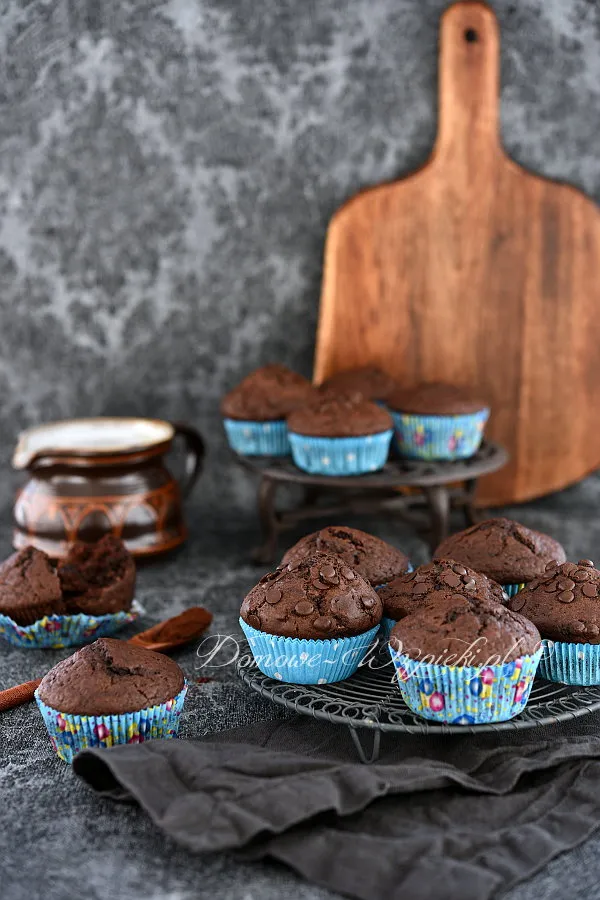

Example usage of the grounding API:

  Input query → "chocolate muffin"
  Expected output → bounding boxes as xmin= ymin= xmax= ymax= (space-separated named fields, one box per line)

xmin=241 ymin=552 xmax=382 ymax=639
xmin=221 ymin=364 xmax=314 ymax=421
xmin=390 ymin=594 xmax=541 ymax=666
xmin=58 ymin=535 xmax=136 ymax=616
xmin=0 ymin=547 xmax=65 ymax=625
xmin=434 ymin=519 xmax=567 ymax=586
xmin=37 ymin=637 xmax=184 ymax=715
xmin=287 ymin=393 xmax=392 ymax=437
xmin=387 ymin=383 xmax=486 ymax=415
xmin=319 ymin=367 xmax=396 ymax=402
xmin=387 ymin=383 xmax=489 ymax=462
xmin=281 ymin=526 xmax=410 ymax=588
xmin=379 ymin=559 xmax=507 ymax=622
xmin=508 ymin=559 xmax=600 ymax=643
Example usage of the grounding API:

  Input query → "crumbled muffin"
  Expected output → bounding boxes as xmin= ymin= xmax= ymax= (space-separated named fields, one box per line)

xmin=58 ymin=535 xmax=135 ymax=616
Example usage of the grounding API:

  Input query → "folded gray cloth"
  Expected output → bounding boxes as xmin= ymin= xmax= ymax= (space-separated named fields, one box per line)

xmin=74 ymin=713 xmax=600 ymax=900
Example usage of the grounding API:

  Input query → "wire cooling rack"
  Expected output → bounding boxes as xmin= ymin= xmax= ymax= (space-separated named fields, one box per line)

xmin=236 ymin=641 xmax=600 ymax=762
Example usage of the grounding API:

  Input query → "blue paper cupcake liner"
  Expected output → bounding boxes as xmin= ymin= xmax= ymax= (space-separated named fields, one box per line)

xmin=388 ymin=645 xmax=543 ymax=724
xmin=378 ymin=616 xmax=397 ymax=642
xmin=223 ymin=418 xmax=290 ymax=456
xmin=288 ymin=430 xmax=393 ymax=476
xmin=239 ymin=617 xmax=379 ymax=684
xmin=0 ymin=600 xmax=142 ymax=649
xmin=390 ymin=409 xmax=489 ymax=461
xmin=35 ymin=682 xmax=188 ymax=764
xmin=502 ymin=583 xmax=525 ymax=598
xmin=538 ymin=639 xmax=600 ymax=685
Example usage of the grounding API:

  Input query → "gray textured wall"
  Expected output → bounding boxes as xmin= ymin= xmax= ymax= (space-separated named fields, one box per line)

xmin=1 ymin=0 xmax=599 ymax=510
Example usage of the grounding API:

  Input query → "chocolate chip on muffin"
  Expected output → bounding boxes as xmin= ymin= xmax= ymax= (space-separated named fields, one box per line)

xmin=240 ymin=552 xmax=382 ymax=639
xmin=287 ymin=393 xmax=392 ymax=438
xmin=221 ymin=364 xmax=315 ymax=421
xmin=387 ymin=382 xmax=487 ymax=416
xmin=379 ymin=559 xmax=507 ymax=622
xmin=0 ymin=546 xmax=65 ymax=625
xmin=58 ymin=535 xmax=136 ymax=616
xmin=508 ymin=559 xmax=600 ymax=643
xmin=37 ymin=637 xmax=184 ymax=715
xmin=390 ymin=593 xmax=541 ymax=666
xmin=281 ymin=526 xmax=410 ymax=588
xmin=318 ymin=367 xmax=396 ymax=402
xmin=433 ymin=518 xmax=566 ymax=586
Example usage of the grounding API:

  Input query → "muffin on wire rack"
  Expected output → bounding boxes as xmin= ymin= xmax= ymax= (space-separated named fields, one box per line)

xmin=389 ymin=594 xmax=542 ymax=725
xmin=240 ymin=552 xmax=382 ymax=684
xmin=508 ymin=558 xmax=600 ymax=685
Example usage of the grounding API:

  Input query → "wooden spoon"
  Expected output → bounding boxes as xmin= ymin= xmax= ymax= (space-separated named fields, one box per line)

xmin=0 ymin=606 xmax=213 ymax=713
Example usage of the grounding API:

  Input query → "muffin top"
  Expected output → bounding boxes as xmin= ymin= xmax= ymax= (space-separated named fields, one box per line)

xmin=390 ymin=594 xmax=541 ymax=665
xmin=37 ymin=637 xmax=185 ymax=715
xmin=508 ymin=558 xmax=600 ymax=644
xmin=241 ymin=552 xmax=382 ymax=639
xmin=281 ymin=526 xmax=410 ymax=588
xmin=0 ymin=547 xmax=64 ymax=620
xmin=434 ymin=518 xmax=567 ymax=584
xmin=319 ymin=367 xmax=396 ymax=402
xmin=387 ymin=382 xmax=486 ymax=415
xmin=379 ymin=559 xmax=507 ymax=622
xmin=221 ymin=364 xmax=314 ymax=421
xmin=287 ymin=393 xmax=392 ymax=438
xmin=58 ymin=534 xmax=136 ymax=616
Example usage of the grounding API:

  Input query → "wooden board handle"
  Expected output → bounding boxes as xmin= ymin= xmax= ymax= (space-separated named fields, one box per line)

xmin=435 ymin=2 xmax=500 ymax=161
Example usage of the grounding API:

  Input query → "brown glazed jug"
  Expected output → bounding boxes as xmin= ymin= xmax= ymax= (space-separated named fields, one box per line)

xmin=12 ymin=418 xmax=205 ymax=558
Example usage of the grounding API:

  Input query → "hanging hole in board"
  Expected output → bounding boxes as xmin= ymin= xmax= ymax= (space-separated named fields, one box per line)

xmin=464 ymin=28 xmax=478 ymax=43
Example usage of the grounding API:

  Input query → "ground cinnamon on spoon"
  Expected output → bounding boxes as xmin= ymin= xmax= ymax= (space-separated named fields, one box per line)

xmin=134 ymin=607 xmax=213 ymax=645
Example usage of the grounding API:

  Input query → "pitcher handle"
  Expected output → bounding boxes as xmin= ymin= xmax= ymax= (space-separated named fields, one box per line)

xmin=170 ymin=422 xmax=205 ymax=499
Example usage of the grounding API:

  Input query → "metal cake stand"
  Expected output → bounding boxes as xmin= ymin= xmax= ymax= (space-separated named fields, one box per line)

xmin=236 ymin=641 xmax=600 ymax=763
xmin=233 ymin=441 xmax=508 ymax=564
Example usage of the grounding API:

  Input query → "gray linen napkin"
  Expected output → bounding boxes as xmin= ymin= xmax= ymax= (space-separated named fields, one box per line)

xmin=73 ymin=712 xmax=600 ymax=900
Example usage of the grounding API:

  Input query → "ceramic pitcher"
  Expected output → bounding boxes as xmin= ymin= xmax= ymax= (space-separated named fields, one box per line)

xmin=12 ymin=418 xmax=204 ymax=558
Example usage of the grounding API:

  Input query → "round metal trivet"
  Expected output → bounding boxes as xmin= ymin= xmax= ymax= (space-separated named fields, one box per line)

xmin=236 ymin=641 xmax=600 ymax=763
xmin=234 ymin=440 xmax=507 ymax=488
xmin=232 ymin=441 xmax=509 ymax=563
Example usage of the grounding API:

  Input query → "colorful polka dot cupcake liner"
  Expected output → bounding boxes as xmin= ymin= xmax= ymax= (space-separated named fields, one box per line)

xmin=388 ymin=646 xmax=543 ymax=724
xmin=288 ymin=430 xmax=393 ymax=476
xmin=223 ymin=418 xmax=290 ymax=456
xmin=390 ymin=409 xmax=489 ymax=461
xmin=0 ymin=601 xmax=142 ymax=649
xmin=502 ymin=583 xmax=526 ymax=598
xmin=538 ymin=639 xmax=600 ymax=686
xmin=35 ymin=682 xmax=188 ymax=764
xmin=239 ymin=617 xmax=379 ymax=684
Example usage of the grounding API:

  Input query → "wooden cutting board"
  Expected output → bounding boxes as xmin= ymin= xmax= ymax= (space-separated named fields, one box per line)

xmin=313 ymin=1 xmax=600 ymax=507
